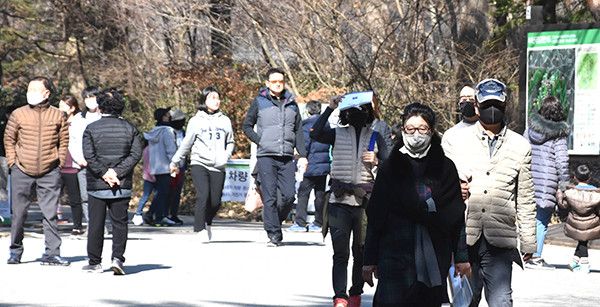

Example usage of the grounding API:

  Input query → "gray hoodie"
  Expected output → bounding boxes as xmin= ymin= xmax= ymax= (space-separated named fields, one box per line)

xmin=171 ymin=110 xmax=234 ymax=172
xmin=144 ymin=125 xmax=177 ymax=175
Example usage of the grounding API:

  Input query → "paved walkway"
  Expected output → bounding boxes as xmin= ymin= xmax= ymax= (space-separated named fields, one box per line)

xmin=1 ymin=205 xmax=600 ymax=306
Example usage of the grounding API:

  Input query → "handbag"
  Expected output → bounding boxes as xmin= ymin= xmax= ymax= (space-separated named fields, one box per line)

xmin=244 ymin=184 xmax=263 ymax=212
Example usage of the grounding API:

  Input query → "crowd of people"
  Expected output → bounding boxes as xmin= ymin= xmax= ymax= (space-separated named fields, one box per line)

xmin=1 ymin=71 xmax=598 ymax=307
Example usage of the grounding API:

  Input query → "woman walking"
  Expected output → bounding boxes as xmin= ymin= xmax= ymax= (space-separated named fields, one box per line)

xmin=170 ymin=86 xmax=234 ymax=243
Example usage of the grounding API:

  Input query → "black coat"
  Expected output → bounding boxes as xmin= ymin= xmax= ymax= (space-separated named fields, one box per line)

xmin=83 ymin=115 xmax=142 ymax=191
xmin=363 ymin=133 xmax=465 ymax=305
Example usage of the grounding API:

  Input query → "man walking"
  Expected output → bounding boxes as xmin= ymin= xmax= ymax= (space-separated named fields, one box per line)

xmin=5 ymin=76 xmax=70 ymax=265
xmin=443 ymin=78 xmax=537 ymax=306
xmin=243 ymin=68 xmax=307 ymax=246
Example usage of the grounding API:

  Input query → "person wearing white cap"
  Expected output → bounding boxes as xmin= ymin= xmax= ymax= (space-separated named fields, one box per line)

xmin=443 ymin=78 xmax=537 ymax=307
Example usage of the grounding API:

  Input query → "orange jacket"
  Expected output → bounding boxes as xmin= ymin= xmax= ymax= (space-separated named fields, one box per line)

xmin=4 ymin=102 xmax=69 ymax=176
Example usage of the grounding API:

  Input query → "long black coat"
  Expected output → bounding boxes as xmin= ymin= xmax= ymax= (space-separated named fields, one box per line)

xmin=363 ymin=133 xmax=465 ymax=306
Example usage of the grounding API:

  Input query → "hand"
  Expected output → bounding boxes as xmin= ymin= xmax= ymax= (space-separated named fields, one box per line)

xmin=102 ymin=168 xmax=120 ymax=187
xmin=454 ymin=262 xmax=472 ymax=279
xmin=458 ymin=172 xmax=471 ymax=201
xmin=78 ymin=160 xmax=88 ymax=167
xmin=169 ymin=164 xmax=179 ymax=175
xmin=297 ymin=157 xmax=308 ymax=172
xmin=361 ymin=151 xmax=377 ymax=164
xmin=329 ymin=95 xmax=344 ymax=109
xmin=362 ymin=265 xmax=378 ymax=287
xmin=522 ymin=253 xmax=533 ymax=261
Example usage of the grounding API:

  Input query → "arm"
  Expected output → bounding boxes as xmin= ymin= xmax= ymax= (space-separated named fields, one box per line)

xmin=555 ymin=137 xmax=570 ymax=183
xmin=112 ymin=125 xmax=143 ymax=178
xmin=375 ymin=133 xmax=390 ymax=161
xmin=4 ymin=114 xmax=18 ymax=167
xmin=294 ymin=109 xmax=307 ymax=158
xmin=57 ymin=115 xmax=69 ymax=168
xmin=225 ymin=118 xmax=235 ymax=157
xmin=309 ymin=107 xmax=336 ymax=145
xmin=68 ymin=115 xmax=87 ymax=166
xmin=516 ymin=147 xmax=537 ymax=254
xmin=242 ymin=99 xmax=260 ymax=144
xmin=171 ymin=118 xmax=197 ymax=168
xmin=83 ymin=127 xmax=108 ymax=178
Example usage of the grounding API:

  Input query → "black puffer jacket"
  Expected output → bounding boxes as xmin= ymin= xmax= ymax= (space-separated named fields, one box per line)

xmin=83 ymin=115 xmax=142 ymax=191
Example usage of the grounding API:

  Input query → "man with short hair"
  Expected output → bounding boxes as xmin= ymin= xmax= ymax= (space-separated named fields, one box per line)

xmin=5 ymin=76 xmax=70 ymax=265
xmin=286 ymin=100 xmax=330 ymax=233
xmin=441 ymin=83 xmax=478 ymax=149
xmin=243 ymin=68 xmax=308 ymax=246
xmin=443 ymin=79 xmax=536 ymax=306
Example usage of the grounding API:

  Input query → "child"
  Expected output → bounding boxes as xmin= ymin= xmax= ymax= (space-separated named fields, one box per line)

xmin=557 ymin=164 xmax=600 ymax=273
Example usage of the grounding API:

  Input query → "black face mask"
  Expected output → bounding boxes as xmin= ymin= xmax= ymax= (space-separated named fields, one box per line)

xmin=348 ymin=112 xmax=368 ymax=127
xmin=478 ymin=104 xmax=505 ymax=125
xmin=459 ymin=101 xmax=476 ymax=118
xmin=171 ymin=119 xmax=185 ymax=130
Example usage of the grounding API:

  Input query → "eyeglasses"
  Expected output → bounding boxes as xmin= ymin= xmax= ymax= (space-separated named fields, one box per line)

xmin=268 ymin=79 xmax=285 ymax=84
xmin=459 ymin=95 xmax=475 ymax=103
xmin=404 ymin=125 xmax=430 ymax=134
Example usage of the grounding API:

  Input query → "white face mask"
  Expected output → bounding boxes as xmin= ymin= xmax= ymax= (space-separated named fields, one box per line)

xmin=402 ymin=132 xmax=432 ymax=154
xmin=85 ymin=97 xmax=98 ymax=110
xmin=27 ymin=91 xmax=47 ymax=106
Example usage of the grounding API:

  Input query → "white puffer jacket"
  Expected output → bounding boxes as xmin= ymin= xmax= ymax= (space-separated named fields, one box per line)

xmin=443 ymin=122 xmax=537 ymax=253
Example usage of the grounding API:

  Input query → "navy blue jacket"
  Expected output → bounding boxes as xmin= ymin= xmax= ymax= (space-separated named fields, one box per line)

xmin=302 ymin=115 xmax=331 ymax=176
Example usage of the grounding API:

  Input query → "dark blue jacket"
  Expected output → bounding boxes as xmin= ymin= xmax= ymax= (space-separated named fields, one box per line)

xmin=302 ymin=115 xmax=331 ymax=176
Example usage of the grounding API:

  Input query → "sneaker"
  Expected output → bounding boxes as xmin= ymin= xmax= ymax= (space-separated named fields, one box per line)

xmin=575 ymin=263 xmax=591 ymax=273
xmin=154 ymin=220 xmax=169 ymax=227
xmin=285 ymin=223 xmax=307 ymax=232
xmin=132 ymin=214 xmax=144 ymax=226
xmin=110 ymin=258 xmax=126 ymax=275
xmin=198 ymin=230 xmax=210 ymax=244
xmin=82 ymin=263 xmax=103 ymax=273
xmin=70 ymin=229 xmax=87 ymax=240
xmin=334 ymin=298 xmax=348 ymax=307
xmin=7 ymin=253 xmax=21 ymax=264
xmin=568 ymin=256 xmax=580 ymax=271
xmin=40 ymin=254 xmax=70 ymax=266
xmin=162 ymin=217 xmax=177 ymax=226
xmin=308 ymin=222 xmax=322 ymax=233
xmin=524 ymin=258 xmax=555 ymax=270
xmin=143 ymin=213 xmax=153 ymax=225
xmin=206 ymin=223 xmax=212 ymax=240
xmin=348 ymin=295 xmax=361 ymax=307
xmin=170 ymin=216 xmax=184 ymax=226
xmin=266 ymin=238 xmax=281 ymax=247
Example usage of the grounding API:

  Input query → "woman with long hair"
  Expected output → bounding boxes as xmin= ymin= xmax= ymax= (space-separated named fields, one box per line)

xmin=170 ymin=86 xmax=234 ymax=243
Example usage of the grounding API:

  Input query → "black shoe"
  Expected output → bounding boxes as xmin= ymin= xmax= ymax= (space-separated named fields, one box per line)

xmin=110 ymin=258 xmax=126 ymax=275
xmin=170 ymin=216 xmax=184 ymax=225
xmin=7 ymin=253 xmax=21 ymax=264
xmin=143 ymin=213 xmax=153 ymax=225
xmin=40 ymin=254 xmax=70 ymax=266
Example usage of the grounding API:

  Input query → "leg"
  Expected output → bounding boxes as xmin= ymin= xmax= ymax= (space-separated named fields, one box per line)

xmin=329 ymin=203 xmax=353 ymax=300
xmin=534 ymin=207 xmax=553 ymax=258
xmin=61 ymin=172 xmax=82 ymax=230
xmin=136 ymin=180 xmax=155 ymax=215
xmin=479 ymin=238 xmax=514 ymax=307
xmin=206 ymin=170 xmax=226 ymax=225
xmin=35 ymin=167 xmax=62 ymax=256
xmin=312 ymin=175 xmax=327 ymax=227
xmin=108 ymin=197 xmax=130 ymax=263
xmin=276 ymin=157 xmax=296 ymax=223
xmin=468 ymin=239 xmax=484 ymax=307
xmin=87 ymin=195 xmax=107 ymax=265
xmin=295 ymin=176 xmax=315 ymax=227
xmin=349 ymin=206 xmax=365 ymax=297
xmin=77 ymin=169 xmax=89 ymax=223
xmin=167 ymin=172 xmax=185 ymax=218
xmin=9 ymin=166 xmax=35 ymax=256
xmin=257 ymin=157 xmax=281 ymax=241
xmin=575 ymin=241 xmax=589 ymax=258
xmin=190 ymin=165 xmax=210 ymax=232
xmin=149 ymin=174 xmax=171 ymax=221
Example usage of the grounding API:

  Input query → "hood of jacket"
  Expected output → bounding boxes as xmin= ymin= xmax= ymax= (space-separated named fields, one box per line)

xmin=144 ymin=125 xmax=174 ymax=144
xmin=527 ymin=113 xmax=570 ymax=145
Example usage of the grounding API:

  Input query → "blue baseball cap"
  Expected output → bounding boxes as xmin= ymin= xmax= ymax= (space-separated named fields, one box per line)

xmin=475 ymin=79 xmax=506 ymax=103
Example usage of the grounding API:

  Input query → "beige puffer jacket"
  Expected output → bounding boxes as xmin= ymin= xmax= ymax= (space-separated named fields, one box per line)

xmin=4 ymin=103 xmax=69 ymax=176
xmin=442 ymin=122 xmax=537 ymax=253
xmin=557 ymin=185 xmax=600 ymax=241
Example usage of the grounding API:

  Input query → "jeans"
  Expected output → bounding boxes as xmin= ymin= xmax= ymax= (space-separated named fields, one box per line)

xmin=295 ymin=175 xmax=327 ymax=227
xmin=257 ymin=156 xmax=296 ymax=242
xmin=469 ymin=237 xmax=513 ymax=307
xmin=146 ymin=174 xmax=171 ymax=221
xmin=87 ymin=195 xmax=129 ymax=265
xmin=329 ymin=203 xmax=365 ymax=300
xmin=136 ymin=180 xmax=156 ymax=215
xmin=534 ymin=207 xmax=553 ymax=258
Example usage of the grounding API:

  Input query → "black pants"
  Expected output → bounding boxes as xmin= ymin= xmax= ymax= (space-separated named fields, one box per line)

xmin=190 ymin=165 xmax=225 ymax=232
xmin=257 ymin=156 xmax=296 ymax=242
xmin=575 ymin=240 xmax=589 ymax=258
xmin=146 ymin=174 xmax=171 ymax=221
xmin=295 ymin=175 xmax=326 ymax=227
xmin=60 ymin=172 xmax=83 ymax=230
xmin=165 ymin=171 xmax=185 ymax=218
xmin=87 ymin=195 xmax=129 ymax=265
xmin=329 ymin=203 xmax=365 ymax=300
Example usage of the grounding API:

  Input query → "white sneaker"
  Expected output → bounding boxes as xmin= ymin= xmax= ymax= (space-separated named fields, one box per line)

xmin=132 ymin=214 xmax=143 ymax=226
xmin=197 ymin=230 xmax=210 ymax=244
xmin=162 ymin=217 xmax=176 ymax=226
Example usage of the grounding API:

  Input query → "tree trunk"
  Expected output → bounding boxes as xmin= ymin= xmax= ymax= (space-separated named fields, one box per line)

xmin=210 ymin=0 xmax=233 ymax=62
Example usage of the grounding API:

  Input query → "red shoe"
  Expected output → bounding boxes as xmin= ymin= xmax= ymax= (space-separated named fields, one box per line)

xmin=348 ymin=295 xmax=361 ymax=307
xmin=334 ymin=297 xmax=348 ymax=307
